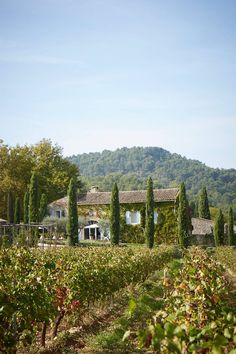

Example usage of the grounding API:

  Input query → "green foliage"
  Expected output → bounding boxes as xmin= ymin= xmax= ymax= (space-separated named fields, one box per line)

xmin=177 ymin=183 xmax=189 ymax=248
xmin=0 ymin=139 xmax=79 ymax=219
xmin=0 ymin=245 xmax=176 ymax=352
xmin=97 ymin=218 xmax=110 ymax=238
xmin=189 ymin=200 xmax=197 ymax=217
xmin=79 ymin=202 xmax=177 ymax=244
xmin=29 ymin=172 xmax=39 ymax=223
xmin=66 ymin=177 xmax=79 ymax=246
xmin=214 ymin=246 xmax=236 ymax=273
xmin=39 ymin=193 xmax=48 ymax=222
xmin=14 ymin=196 xmax=20 ymax=224
xmin=145 ymin=177 xmax=154 ymax=249
xmin=134 ymin=247 xmax=236 ymax=353
xmin=198 ymin=186 xmax=211 ymax=219
xmin=43 ymin=216 xmax=67 ymax=236
xmin=227 ymin=207 xmax=234 ymax=246
xmin=23 ymin=191 xmax=29 ymax=224
xmin=214 ymin=208 xmax=225 ymax=246
xmin=7 ymin=191 xmax=14 ymax=223
xmin=68 ymin=146 xmax=236 ymax=212
xmin=88 ymin=249 xmax=176 ymax=353
xmin=110 ymin=183 xmax=120 ymax=245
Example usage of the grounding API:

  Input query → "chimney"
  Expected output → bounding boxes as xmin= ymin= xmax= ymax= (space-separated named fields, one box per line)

xmin=90 ymin=186 xmax=99 ymax=193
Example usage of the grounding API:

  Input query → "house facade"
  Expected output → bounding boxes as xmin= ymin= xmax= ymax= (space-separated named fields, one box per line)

xmin=48 ymin=187 xmax=179 ymax=244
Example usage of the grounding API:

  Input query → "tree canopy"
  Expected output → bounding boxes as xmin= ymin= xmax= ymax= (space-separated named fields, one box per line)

xmin=68 ymin=146 xmax=236 ymax=213
xmin=0 ymin=139 xmax=79 ymax=219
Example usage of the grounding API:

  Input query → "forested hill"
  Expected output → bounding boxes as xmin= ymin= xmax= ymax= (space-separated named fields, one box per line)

xmin=68 ymin=147 xmax=236 ymax=210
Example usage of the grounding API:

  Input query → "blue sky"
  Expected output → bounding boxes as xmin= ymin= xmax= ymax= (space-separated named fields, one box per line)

xmin=0 ymin=0 xmax=236 ymax=169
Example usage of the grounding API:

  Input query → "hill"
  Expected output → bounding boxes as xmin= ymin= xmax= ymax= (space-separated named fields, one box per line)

xmin=68 ymin=147 xmax=236 ymax=211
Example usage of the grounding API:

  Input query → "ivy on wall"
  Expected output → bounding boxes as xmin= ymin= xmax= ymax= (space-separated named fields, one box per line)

xmin=78 ymin=201 xmax=178 ymax=244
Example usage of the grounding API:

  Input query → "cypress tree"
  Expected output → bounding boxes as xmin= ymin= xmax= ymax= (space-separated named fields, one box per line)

xmin=227 ymin=207 xmax=234 ymax=246
xmin=23 ymin=191 xmax=29 ymax=224
xmin=198 ymin=187 xmax=211 ymax=219
xmin=177 ymin=182 xmax=189 ymax=248
xmin=141 ymin=205 xmax=146 ymax=229
xmin=189 ymin=200 xmax=196 ymax=218
xmin=214 ymin=208 xmax=224 ymax=246
xmin=14 ymin=197 xmax=20 ymax=224
xmin=7 ymin=191 xmax=14 ymax=224
xmin=110 ymin=183 xmax=120 ymax=245
xmin=39 ymin=193 xmax=48 ymax=222
xmin=145 ymin=177 xmax=154 ymax=249
xmin=29 ymin=172 xmax=39 ymax=223
xmin=66 ymin=177 xmax=78 ymax=246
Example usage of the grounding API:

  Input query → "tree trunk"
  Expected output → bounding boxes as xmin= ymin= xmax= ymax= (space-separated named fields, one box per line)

xmin=41 ymin=322 xmax=47 ymax=347
xmin=52 ymin=313 xmax=64 ymax=339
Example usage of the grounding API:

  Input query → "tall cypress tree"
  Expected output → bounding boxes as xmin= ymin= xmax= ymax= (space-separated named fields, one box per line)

xmin=14 ymin=197 xmax=20 ymax=224
xmin=177 ymin=182 xmax=189 ymax=248
xmin=7 ymin=191 xmax=14 ymax=224
xmin=29 ymin=172 xmax=39 ymax=223
xmin=198 ymin=187 xmax=211 ymax=219
xmin=66 ymin=177 xmax=78 ymax=246
xmin=227 ymin=207 xmax=234 ymax=246
xmin=110 ymin=183 xmax=120 ymax=245
xmin=189 ymin=200 xmax=197 ymax=218
xmin=39 ymin=193 xmax=48 ymax=222
xmin=145 ymin=177 xmax=154 ymax=249
xmin=23 ymin=191 xmax=29 ymax=224
xmin=214 ymin=209 xmax=224 ymax=246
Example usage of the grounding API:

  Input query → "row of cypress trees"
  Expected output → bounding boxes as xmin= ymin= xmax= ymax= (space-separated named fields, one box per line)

xmin=178 ymin=183 xmax=235 ymax=247
xmin=110 ymin=178 xmax=155 ymax=248
xmin=52 ymin=177 xmax=236 ymax=248
xmin=195 ymin=185 xmax=235 ymax=246
xmin=214 ymin=207 xmax=234 ymax=246
xmin=6 ymin=172 xmax=48 ymax=224
xmin=66 ymin=177 xmax=156 ymax=247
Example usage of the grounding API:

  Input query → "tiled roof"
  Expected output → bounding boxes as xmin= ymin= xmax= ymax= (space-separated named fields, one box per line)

xmin=191 ymin=217 xmax=213 ymax=235
xmin=49 ymin=188 xmax=179 ymax=208
xmin=78 ymin=188 xmax=179 ymax=205
xmin=49 ymin=196 xmax=68 ymax=209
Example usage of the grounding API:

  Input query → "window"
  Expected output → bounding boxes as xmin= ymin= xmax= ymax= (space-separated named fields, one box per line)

xmin=126 ymin=211 xmax=141 ymax=225
xmin=154 ymin=211 xmax=158 ymax=224
xmin=56 ymin=210 xmax=61 ymax=218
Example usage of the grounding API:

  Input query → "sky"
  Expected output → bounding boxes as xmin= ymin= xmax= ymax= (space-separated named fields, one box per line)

xmin=0 ymin=0 xmax=236 ymax=169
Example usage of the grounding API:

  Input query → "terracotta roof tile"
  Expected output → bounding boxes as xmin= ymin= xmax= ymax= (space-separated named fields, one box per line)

xmin=191 ymin=218 xmax=213 ymax=235
xmin=49 ymin=188 xmax=179 ymax=208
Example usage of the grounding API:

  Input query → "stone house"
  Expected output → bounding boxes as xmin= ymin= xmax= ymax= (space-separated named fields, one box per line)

xmin=48 ymin=186 xmax=179 ymax=244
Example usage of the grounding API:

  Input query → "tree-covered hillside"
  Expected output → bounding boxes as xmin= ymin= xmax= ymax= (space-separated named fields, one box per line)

xmin=68 ymin=147 xmax=236 ymax=211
